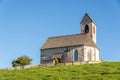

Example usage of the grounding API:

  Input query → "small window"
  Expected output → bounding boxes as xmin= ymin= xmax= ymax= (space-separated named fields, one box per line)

xmin=93 ymin=26 xmax=95 ymax=34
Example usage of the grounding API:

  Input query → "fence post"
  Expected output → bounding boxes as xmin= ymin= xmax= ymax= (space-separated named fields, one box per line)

xmin=72 ymin=61 xmax=74 ymax=65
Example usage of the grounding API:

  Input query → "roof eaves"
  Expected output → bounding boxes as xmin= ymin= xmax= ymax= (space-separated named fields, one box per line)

xmin=41 ymin=44 xmax=84 ymax=50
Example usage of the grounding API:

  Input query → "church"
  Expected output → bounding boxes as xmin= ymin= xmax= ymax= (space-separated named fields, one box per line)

xmin=40 ymin=13 xmax=101 ymax=65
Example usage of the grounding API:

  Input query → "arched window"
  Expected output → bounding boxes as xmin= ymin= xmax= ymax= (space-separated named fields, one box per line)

xmin=93 ymin=26 xmax=95 ymax=34
xmin=74 ymin=50 xmax=78 ymax=61
xmin=87 ymin=49 xmax=91 ymax=61
xmin=85 ymin=25 xmax=89 ymax=33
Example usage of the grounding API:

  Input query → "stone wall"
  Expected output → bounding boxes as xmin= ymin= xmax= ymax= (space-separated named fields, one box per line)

xmin=41 ymin=46 xmax=84 ymax=64
xmin=41 ymin=46 xmax=100 ymax=64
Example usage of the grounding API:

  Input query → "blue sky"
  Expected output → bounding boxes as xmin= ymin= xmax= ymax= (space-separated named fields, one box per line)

xmin=0 ymin=0 xmax=120 ymax=68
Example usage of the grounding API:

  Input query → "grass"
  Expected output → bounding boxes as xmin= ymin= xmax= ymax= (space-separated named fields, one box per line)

xmin=0 ymin=62 xmax=120 ymax=80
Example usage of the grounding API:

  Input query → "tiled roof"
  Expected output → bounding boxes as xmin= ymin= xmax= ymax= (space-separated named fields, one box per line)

xmin=41 ymin=33 xmax=99 ymax=50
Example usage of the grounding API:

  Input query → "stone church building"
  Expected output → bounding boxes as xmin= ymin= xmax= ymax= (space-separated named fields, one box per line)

xmin=41 ymin=13 xmax=101 ymax=65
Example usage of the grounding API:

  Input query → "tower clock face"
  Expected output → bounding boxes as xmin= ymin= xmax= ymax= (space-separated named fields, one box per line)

xmin=83 ymin=19 xmax=88 ymax=24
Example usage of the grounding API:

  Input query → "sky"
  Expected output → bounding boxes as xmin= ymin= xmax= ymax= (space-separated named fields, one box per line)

xmin=0 ymin=0 xmax=120 ymax=68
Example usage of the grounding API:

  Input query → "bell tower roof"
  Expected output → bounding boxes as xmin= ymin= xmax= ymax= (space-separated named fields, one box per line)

xmin=80 ymin=13 xmax=95 ymax=25
xmin=80 ymin=13 xmax=97 ymax=44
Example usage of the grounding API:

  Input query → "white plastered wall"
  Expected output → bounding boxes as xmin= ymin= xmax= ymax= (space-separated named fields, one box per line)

xmin=83 ymin=46 xmax=99 ymax=62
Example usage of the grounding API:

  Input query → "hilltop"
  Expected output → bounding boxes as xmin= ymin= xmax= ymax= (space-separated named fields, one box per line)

xmin=0 ymin=62 xmax=120 ymax=80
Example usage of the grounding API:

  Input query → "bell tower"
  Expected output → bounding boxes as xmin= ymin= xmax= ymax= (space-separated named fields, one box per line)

xmin=80 ymin=13 xmax=96 ymax=43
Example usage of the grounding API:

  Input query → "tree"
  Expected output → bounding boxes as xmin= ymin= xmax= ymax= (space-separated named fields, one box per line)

xmin=12 ymin=55 xmax=32 ymax=67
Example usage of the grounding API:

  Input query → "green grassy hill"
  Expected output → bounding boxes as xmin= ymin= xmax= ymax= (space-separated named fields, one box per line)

xmin=0 ymin=62 xmax=120 ymax=80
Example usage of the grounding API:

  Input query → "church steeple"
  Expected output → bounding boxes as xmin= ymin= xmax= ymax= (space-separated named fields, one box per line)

xmin=80 ymin=13 xmax=96 ymax=43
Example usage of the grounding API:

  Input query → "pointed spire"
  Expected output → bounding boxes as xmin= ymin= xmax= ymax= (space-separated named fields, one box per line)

xmin=80 ymin=13 xmax=95 ymax=24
